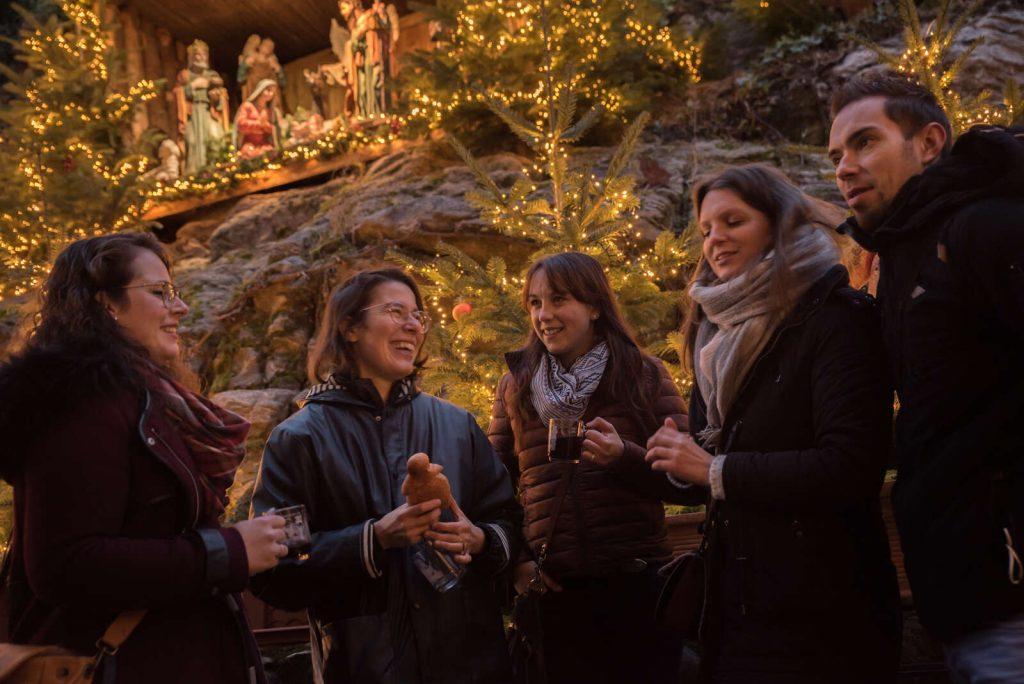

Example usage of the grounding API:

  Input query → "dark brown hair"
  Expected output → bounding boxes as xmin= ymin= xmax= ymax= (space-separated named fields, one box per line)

xmin=831 ymin=71 xmax=953 ymax=155
xmin=21 ymin=232 xmax=185 ymax=388
xmin=307 ymin=268 xmax=429 ymax=383
xmin=511 ymin=252 xmax=657 ymax=431
xmin=682 ymin=164 xmax=841 ymax=373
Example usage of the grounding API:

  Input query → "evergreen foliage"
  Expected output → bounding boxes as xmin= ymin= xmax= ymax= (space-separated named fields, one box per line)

xmin=0 ymin=0 xmax=156 ymax=300
xmin=399 ymin=0 xmax=702 ymax=146
xmin=863 ymin=0 xmax=1023 ymax=134
xmin=396 ymin=5 xmax=697 ymax=422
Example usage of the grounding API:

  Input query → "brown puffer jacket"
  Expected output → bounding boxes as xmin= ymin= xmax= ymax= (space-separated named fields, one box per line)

xmin=488 ymin=349 xmax=690 ymax=580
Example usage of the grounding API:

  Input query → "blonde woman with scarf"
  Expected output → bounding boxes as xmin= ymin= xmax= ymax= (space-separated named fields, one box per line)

xmin=646 ymin=164 xmax=901 ymax=684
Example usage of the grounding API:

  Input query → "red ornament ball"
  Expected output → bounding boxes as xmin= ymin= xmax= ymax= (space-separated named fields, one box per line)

xmin=452 ymin=301 xmax=472 ymax=322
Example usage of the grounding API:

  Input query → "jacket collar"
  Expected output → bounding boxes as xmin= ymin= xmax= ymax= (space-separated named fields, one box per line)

xmin=300 ymin=374 xmax=419 ymax=410
xmin=783 ymin=264 xmax=850 ymax=327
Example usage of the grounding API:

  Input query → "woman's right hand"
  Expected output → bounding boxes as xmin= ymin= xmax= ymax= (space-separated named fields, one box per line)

xmin=373 ymin=500 xmax=443 ymax=549
xmin=513 ymin=560 xmax=562 ymax=595
xmin=234 ymin=515 xmax=287 ymax=576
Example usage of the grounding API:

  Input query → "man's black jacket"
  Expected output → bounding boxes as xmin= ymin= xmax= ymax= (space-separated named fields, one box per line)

xmin=840 ymin=125 xmax=1024 ymax=641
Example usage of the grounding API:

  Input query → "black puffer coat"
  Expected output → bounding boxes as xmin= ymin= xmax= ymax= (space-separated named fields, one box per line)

xmin=840 ymin=125 xmax=1024 ymax=641
xmin=687 ymin=266 xmax=901 ymax=683
xmin=250 ymin=376 xmax=522 ymax=684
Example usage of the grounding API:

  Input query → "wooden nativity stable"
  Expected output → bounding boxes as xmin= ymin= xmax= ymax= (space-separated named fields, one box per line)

xmin=101 ymin=0 xmax=434 ymax=220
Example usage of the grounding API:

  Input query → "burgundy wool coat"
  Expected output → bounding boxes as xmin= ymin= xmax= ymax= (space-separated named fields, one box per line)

xmin=0 ymin=344 xmax=264 ymax=684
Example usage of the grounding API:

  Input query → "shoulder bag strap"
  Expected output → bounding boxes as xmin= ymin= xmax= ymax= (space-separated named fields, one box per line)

xmin=534 ymin=464 xmax=576 ymax=574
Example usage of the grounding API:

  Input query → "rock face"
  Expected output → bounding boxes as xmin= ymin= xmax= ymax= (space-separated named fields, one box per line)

xmin=686 ymin=1 xmax=1022 ymax=145
xmin=209 ymin=388 xmax=300 ymax=520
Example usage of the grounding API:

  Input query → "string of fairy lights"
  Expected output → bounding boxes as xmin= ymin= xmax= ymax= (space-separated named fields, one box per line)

xmin=406 ymin=0 xmax=703 ymax=129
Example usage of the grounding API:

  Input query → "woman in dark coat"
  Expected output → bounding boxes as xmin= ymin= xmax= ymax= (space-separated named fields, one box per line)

xmin=250 ymin=268 xmax=521 ymax=684
xmin=488 ymin=251 xmax=690 ymax=684
xmin=0 ymin=233 xmax=286 ymax=683
xmin=646 ymin=164 xmax=901 ymax=683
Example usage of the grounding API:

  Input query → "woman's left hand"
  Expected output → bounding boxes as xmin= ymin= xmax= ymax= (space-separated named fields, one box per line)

xmin=425 ymin=498 xmax=486 ymax=565
xmin=581 ymin=417 xmax=624 ymax=467
xmin=645 ymin=417 xmax=714 ymax=486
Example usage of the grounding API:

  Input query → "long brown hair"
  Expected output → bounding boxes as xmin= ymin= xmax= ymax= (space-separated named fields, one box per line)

xmin=307 ymin=268 xmax=429 ymax=384
xmin=681 ymin=163 xmax=842 ymax=373
xmin=511 ymin=252 xmax=656 ymax=431
xmin=18 ymin=232 xmax=192 ymax=387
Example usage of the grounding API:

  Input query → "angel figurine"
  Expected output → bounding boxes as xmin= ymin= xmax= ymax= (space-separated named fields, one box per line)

xmin=175 ymin=40 xmax=229 ymax=175
xmin=238 ymin=35 xmax=285 ymax=110
xmin=302 ymin=2 xmax=363 ymax=123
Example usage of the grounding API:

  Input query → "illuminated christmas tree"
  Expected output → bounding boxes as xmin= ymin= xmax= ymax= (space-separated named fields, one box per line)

xmin=397 ymin=5 xmax=697 ymax=421
xmin=0 ymin=0 xmax=159 ymax=300
xmin=401 ymin=0 xmax=703 ymax=144
xmin=865 ymin=0 xmax=1023 ymax=134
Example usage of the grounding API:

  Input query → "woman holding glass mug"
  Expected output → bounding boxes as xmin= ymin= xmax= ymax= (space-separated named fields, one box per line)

xmin=646 ymin=165 xmax=900 ymax=683
xmin=488 ymin=251 xmax=690 ymax=683
xmin=250 ymin=268 xmax=521 ymax=684
xmin=0 ymin=233 xmax=284 ymax=683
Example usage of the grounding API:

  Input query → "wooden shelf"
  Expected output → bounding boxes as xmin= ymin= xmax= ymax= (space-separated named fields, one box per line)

xmin=142 ymin=141 xmax=402 ymax=222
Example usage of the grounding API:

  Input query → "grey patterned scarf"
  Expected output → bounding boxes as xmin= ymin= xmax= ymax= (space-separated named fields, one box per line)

xmin=690 ymin=226 xmax=839 ymax=450
xmin=530 ymin=341 xmax=609 ymax=424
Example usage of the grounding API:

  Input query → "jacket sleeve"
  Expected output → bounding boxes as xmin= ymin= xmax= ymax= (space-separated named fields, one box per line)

xmin=21 ymin=399 xmax=247 ymax=612
xmin=465 ymin=414 xmax=524 ymax=577
xmin=945 ymin=198 xmax=1024 ymax=341
xmin=248 ymin=424 xmax=383 ymax=614
xmin=720 ymin=302 xmax=893 ymax=511
xmin=606 ymin=359 xmax=701 ymax=505
xmin=487 ymin=374 xmax=520 ymax=491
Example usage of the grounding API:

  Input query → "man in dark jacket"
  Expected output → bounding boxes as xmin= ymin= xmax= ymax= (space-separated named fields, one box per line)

xmin=828 ymin=72 xmax=1024 ymax=680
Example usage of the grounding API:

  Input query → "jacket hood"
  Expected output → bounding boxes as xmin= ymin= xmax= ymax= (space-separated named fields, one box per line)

xmin=0 ymin=340 xmax=143 ymax=482
xmin=840 ymin=125 xmax=1024 ymax=251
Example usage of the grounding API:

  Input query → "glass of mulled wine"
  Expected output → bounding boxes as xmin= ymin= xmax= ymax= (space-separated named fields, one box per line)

xmin=547 ymin=418 xmax=584 ymax=463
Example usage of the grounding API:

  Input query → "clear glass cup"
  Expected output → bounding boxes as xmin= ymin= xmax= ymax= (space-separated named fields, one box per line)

xmin=266 ymin=504 xmax=311 ymax=561
xmin=548 ymin=418 xmax=584 ymax=463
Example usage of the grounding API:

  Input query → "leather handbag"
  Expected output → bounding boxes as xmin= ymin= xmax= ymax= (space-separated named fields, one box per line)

xmin=655 ymin=500 xmax=714 ymax=641
xmin=507 ymin=465 xmax=575 ymax=684
xmin=0 ymin=609 xmax=146 ymax=683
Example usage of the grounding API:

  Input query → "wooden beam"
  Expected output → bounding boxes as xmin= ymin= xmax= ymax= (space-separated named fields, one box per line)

xmin=157 ymin=27 xmax=182 ymax=141
xmin=142 ymin=142 xmax=404 ymax=221
xmin=120 ymin=7 xmax=150 ymax=140
xmin=140 ymin=18 xmax=171 ymax=135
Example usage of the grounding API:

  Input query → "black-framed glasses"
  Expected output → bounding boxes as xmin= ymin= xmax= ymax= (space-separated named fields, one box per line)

xmin=360 ymin=301 xmax=431 ymax=332
xmin=118 ymin=281 xmax=182 ymax=309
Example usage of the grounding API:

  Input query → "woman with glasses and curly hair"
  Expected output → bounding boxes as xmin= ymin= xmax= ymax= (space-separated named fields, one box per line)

xmin=0 ymin=233 xmax=286 ymax=683
xmin=250 ymin=267 xmax=522 ymax=684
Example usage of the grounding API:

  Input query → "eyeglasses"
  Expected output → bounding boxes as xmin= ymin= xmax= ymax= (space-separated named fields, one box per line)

xmin=361 ymin=302 xmax=431 ymax=332
xmin=118 ymin=281 xmax=182 ymax=309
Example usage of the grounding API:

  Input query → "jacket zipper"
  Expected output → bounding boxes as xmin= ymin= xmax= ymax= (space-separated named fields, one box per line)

xmin=137 ymin=391 xmax=201 ymax=529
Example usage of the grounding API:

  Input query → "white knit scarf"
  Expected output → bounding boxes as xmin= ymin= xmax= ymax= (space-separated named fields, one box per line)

xmin=530 ymin=341 xmax=609 ymax=424
xmin=689 ymin=226 xmax=839 ymax=449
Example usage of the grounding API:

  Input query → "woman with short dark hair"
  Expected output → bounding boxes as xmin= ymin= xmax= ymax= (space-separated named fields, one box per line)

xmin=0 ymin=233 xmax=284 ymax=683
xmin=250 ymin=267 xmax=521 ymax=684
xmin=646 ymin=164 xmax=901 ymax=683
xmin=489 ymin=251 xmax=689 ymax=683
